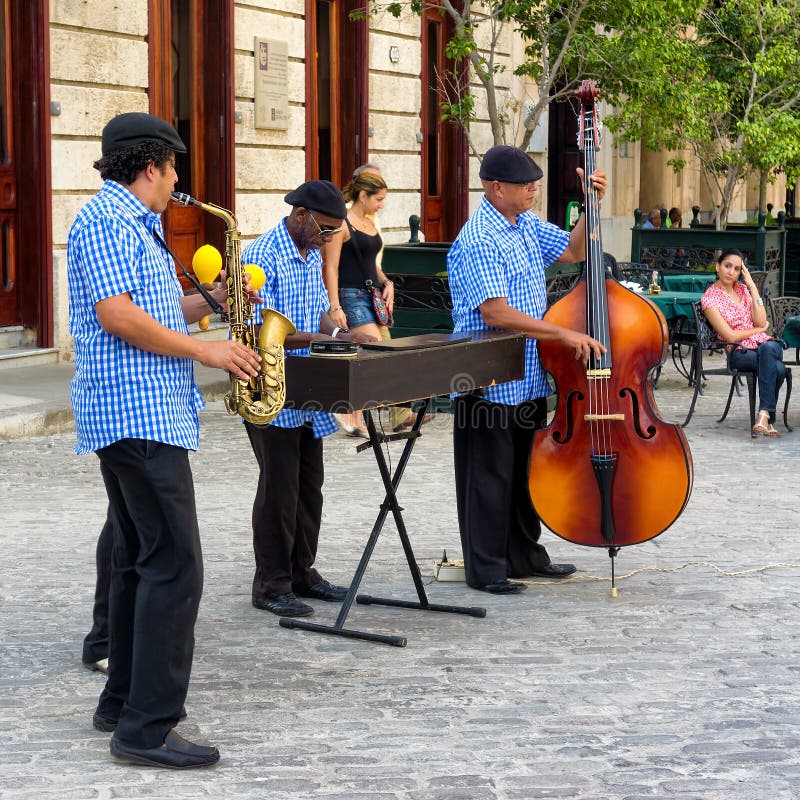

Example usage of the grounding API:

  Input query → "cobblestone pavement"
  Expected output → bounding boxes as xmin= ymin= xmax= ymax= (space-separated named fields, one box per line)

xmin=1 ymin=358 xmax=799 ymax=799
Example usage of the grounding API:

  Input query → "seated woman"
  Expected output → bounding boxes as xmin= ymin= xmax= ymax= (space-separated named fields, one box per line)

xmin=701 ymin=248 xmax=787 ymax=437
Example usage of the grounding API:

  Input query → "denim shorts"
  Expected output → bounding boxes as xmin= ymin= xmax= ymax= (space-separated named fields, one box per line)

xmin=339 ymin=287 xmax=377 ymax=328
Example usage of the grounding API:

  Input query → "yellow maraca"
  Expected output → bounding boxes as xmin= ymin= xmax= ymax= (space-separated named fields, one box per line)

xmin=192 ymin=245 xmax=223 ymax=331
xmin=243 ymin=264 xmax=266 ymax=292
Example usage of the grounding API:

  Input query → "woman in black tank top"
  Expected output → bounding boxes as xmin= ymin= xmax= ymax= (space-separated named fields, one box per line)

xmin=324 ymin=169 xmax=393 ymax=334
xmin=323 ymin=168 xmax=431 ymax=436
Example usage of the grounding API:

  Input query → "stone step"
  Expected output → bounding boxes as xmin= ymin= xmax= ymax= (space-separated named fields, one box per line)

xmin=0 ymin=326 xmax=33 ymax=350
xmin=0 ymin=321 xmax=228 ymax=373
xmin=0 ymin=346 xmax=59 ymax=370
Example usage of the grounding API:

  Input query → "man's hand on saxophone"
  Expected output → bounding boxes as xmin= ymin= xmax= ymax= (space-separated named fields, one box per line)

xmin=195 ymin=338 xmax=262 ymax=381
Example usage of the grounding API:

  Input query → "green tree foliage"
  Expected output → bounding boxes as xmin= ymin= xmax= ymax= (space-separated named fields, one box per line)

xmin=360 ymin=1 xmax=800 ymax=229
xmin=359 ymin=1 xmax=701 ymax=155
xmin=602 ymin=0 xmax=800 ymax=228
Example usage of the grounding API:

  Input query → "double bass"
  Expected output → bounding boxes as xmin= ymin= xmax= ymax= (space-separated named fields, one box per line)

xmin=528 ymin=81 xmax=693 ymax=591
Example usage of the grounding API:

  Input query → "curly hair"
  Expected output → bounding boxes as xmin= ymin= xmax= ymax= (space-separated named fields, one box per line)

xmin=342 ymin=171 xmax=387 ymax=204
xmin=93 ymin=140 xmax=174 ymax=184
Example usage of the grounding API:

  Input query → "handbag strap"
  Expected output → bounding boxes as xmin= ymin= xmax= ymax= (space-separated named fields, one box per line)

xmin=344 ymin=217 xmax=376 ymax=289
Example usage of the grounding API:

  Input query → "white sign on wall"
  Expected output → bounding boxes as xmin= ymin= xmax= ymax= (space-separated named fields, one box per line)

xmin=254 ymin=37 xmax=289 ymax=131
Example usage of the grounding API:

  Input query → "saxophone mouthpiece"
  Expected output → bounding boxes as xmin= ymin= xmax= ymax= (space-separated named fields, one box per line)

xmin=171 ymin=191 xmax=195 ymax=207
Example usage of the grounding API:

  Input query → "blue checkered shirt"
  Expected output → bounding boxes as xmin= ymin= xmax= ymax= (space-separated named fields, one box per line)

xmin=241 ymin=220 xmax=337 ymax=437
xmin=67 ymin=181 xmax=204 ymax=455
xmin=447 ymin=196 xmax=569 ymax=405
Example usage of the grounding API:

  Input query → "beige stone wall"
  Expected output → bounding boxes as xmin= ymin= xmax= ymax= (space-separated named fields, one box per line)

xmin=232 ymin=5 xmax=424 ymax=246
xmin=233 ymin=2 xmax=306 ymax=239
xmin=49 ymin=2 xmax=782 ymax=358
xmin=639 ymin=147 xmax=788 ymax=227
xmin=365 ymin=11 xmax=422 ymax=244
xmin=49 ymin=1 xmax=150 ymax=354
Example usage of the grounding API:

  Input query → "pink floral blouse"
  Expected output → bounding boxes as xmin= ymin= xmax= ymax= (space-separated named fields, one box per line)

xmin=700 ymin=281 xmax=771 ymax=350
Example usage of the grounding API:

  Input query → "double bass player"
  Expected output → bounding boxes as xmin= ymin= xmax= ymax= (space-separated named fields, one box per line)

xmin=447 ymin=145 xmax=607 ymax=594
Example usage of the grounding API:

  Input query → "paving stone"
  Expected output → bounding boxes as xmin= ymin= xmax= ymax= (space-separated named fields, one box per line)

xmin=1 ymin=360 xmax=799 ymax=797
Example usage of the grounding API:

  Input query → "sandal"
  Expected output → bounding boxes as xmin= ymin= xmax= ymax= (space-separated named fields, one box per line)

xmin=753 ymin=413 xmax=771 ymax=436
xmin=765 ymin=424 xmax=781 ymax=438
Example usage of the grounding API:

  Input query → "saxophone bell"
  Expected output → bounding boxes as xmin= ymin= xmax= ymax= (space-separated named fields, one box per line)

xmin=231 ymin=308 xmax=297 ymax=426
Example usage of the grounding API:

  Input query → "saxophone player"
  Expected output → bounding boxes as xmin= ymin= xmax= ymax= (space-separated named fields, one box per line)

xmin=241 ymin=180 xmax=377 ymax=618
xmin=67 ymin=112 xmax=261 ymax=769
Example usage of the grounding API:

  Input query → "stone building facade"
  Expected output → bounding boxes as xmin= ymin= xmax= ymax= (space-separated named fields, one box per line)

xmin=0 ymin=1 xmax=787 ymax=362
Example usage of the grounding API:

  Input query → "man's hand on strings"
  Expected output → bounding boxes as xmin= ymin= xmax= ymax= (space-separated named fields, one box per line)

xmin=576 ymin=168 xmax=607 ymax=202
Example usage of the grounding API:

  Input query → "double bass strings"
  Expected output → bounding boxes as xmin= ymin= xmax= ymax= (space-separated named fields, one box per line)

xmin=581 ymin=101 xmax=613 ymax=460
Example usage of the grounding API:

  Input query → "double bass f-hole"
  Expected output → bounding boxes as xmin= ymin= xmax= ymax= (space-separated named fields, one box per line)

xmin=527 ymin=80 xmax=694 ymax=594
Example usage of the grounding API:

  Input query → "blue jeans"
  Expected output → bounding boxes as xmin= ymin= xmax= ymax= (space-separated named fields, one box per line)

xmin=339 ymin=287 xmax=378 ymax=327
xmin=729 ymin=340 xmax=786 ymax=420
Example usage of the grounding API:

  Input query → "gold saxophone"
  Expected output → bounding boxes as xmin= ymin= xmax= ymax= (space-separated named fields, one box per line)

xmin=171 ymin=192 xmax=296 ymax=425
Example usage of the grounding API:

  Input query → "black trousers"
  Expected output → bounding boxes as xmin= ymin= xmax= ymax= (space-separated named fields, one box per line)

xmin=453 ymin=394 xmax=551 ymax=588
xmin=95 ymin=439 xmax=203 ymax=749
xmin=245 ymin=421 xmax=324 ymax=599
xmin=81 ymin=508 xmax=113 ymax=664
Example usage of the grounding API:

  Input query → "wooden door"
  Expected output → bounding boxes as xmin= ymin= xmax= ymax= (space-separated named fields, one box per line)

xmin=305 ymin=0 xmax=368 ymax=185
xmin=420 ymin=8 xmax=467 ymax=243
xmin=149 ymin=0 xmax=234 ymax=284
xmin=547 ymin=93 xmax=581 ymax=228
xmin=0 ymin=0 xmax=51 ymax=341
xmin=0 ymin=0 xmax=17 ymax=328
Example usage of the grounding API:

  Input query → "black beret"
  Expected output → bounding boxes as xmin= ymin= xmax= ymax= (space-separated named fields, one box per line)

xmin=479 ymin=145 xmax=543 ymax=183
xmin=101 ymin=112 xmax=187 ymax=156
xmin=284 ymin=180 xmax=347 ymax=220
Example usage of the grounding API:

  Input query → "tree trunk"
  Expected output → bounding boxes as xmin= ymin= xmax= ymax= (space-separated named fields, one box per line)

xmin=758 ymin=169 xmax=769 ymax=215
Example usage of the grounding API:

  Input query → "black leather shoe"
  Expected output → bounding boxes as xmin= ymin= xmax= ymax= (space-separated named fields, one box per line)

xmin=93 ymin=712 xmax=118 ymax=733
xmin=481 ymin=578 xmax=527 ymax=594
xmin=109 ymin=729 xmax=219 ymax=769
xmin=297 ymin=579 xmax=348 ymax=602
xmin=94 ymin=706 xmax=187 ymax=733
xmin=527 ymin=563 xmax=576 ymax=579
xmin=252 ymin=592 xmax=314 ymax=616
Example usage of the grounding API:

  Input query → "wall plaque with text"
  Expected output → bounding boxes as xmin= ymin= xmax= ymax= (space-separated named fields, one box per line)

xmin=254 ymin=37 xmax=289 ymax=131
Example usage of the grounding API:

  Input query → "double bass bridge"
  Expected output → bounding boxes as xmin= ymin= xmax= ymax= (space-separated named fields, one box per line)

xmin=584 ymin=368 xmax=624 ymax=421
